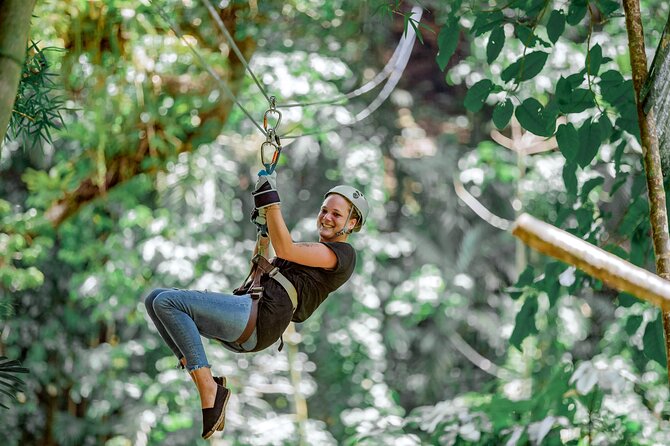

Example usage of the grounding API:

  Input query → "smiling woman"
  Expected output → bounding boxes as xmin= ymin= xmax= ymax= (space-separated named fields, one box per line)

xmin=143 ymin=171 xmax=368 ymax=439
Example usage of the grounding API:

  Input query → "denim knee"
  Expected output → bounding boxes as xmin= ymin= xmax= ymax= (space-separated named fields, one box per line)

xmin=151 ymin=290 xmax=182 ymax=315
xmin=145 ymin=288 xmax=170 ymax=311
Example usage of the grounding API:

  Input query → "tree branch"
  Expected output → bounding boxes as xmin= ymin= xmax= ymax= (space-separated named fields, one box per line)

xmin=512 ymin=213 xmax=670 ymax=309
xmin=43 ymin=7 xmax=257 ymax=228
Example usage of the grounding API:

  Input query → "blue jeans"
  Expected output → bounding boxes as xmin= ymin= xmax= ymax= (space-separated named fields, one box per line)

xmin=144 ymin=288 xmax=257 ymax=372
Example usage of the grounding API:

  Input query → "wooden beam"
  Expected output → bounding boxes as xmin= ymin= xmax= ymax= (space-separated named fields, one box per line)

xmin=511 ymin=213 xmax=670 ymax=310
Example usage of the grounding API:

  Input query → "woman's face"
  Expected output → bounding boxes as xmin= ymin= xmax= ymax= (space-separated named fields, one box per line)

xmin=317 ymin=194 xmax=355 ymax=242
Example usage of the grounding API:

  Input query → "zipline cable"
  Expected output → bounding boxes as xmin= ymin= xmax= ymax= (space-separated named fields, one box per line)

xmin=277 ymin=13 xmax=419 ymax=109
xmin=150 ymin=0 xmax=268 ymax=135
xmin=150 ymin=0 xmax=421 ymax=140
xmin=202 ymin=0 xmax=420 ymax=111
xmin=201 ymin=0 xmax=273 ymax=105
xmin=281 ymin=7 xmax=422 ymax=139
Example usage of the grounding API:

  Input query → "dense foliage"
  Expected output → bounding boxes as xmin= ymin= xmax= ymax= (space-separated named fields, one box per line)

xmin=2 ymin=0 xmax=670 ymax=444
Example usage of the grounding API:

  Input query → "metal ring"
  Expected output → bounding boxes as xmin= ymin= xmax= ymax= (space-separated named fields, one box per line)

xmin=263 ymin=109 xmax=282 ymax=132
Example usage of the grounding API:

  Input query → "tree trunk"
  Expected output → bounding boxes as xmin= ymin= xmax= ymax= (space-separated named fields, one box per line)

xmin=0 ymin=0 xmax=36 ymax=143
xmin=622 ymin=0 xmax=670 ymax=383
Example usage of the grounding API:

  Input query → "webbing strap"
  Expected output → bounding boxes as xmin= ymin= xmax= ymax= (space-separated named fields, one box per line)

xmin=233 ymin=255 xmax=298 ymax=345
xmin=269 ymin=269 xmax=298 ymax=310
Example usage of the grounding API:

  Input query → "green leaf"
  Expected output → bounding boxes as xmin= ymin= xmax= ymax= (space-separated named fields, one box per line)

xmin=515 ymin=97 xmax=557 ymax=137
xmin=556 ymin=123 xmax=579 ymax=162
xmin=576 ymin=119 xmax=601 ymax=168
xmin=542 ymin=262 xmax=564 ymax=306
xmin=493 ymin=98 xmax=514 ymax=129
xmin=520 ymin=0 xmax=546 ymax=16
xmin=596 ymin=0 xmax=620 ymax=16
xmin=600 ymin=70 xmax=633 ymax=106
xmin=631 ymin=227 xmax=648 ymax=267
xmin=569 ymin=90 xmax=597 ymax=113
xmin=487 ymin=26 xmax=505 ymax=64
xmin=616 ymin=102 xmax=641 ymax=142
xmin=613 ymin=139 xmax=626 ymax=174
xmin=501 ymin=51 xmax=549 ymax=83
xmin=643 ymin=314 xmax=667 ymax=367
xmin=587 ymin=44 xmax=603 ymax=76
xmin=464 ymin=79 xmax=494 ymax=112
xmin=436 ymin=17 xmax=460 ymax=71
xmin=580 ymin=176 xmax=604 ymax=202
xmin=471 ymin=10 xmax=505 ymax=36
xmin=510 ymin=294 xmax=539 ymax=350
xmin=567 ymin=0 xmax=588 ymax=25
xmin=556 ymin=75 xmax=596 ymax=113
xmin=517 ymin=265 xmax=535 ymax=287
xmin=563 ymin=161 xmax=578 ymax=196
xmin=507 ymin=265 xmax=534 ymax=299
xmin=515 ymin=24 xmax=549 ymax=48
xmin=546 ymin=10 xmax=565 ymax=44
xmin=619 ymin=197 xmax=648 ymax=235
xmin=598 ymin=115 xmax=613 ymax=142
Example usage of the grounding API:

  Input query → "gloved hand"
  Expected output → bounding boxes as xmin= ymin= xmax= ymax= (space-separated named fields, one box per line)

xmin=252 ymin=169 xmax=280 ymax=209
xmin=250 ymin=207 xmax=268 ymax=236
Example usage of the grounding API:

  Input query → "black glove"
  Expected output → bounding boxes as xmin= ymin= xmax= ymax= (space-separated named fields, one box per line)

xmin=252 ymin=170 xmax=280 ymax=209
xmin=250 ymin=207 xmax=268 ymax=237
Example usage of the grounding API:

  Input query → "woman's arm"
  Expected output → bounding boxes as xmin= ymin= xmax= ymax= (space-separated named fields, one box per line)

xmin=265 ymin=205 xmax=338 ymax=269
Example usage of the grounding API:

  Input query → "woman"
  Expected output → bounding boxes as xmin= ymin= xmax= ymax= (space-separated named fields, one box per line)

xmin=144 ymin=172 xmax=368 ymax=439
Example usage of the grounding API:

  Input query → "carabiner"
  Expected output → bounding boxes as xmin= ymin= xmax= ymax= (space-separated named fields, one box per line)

xmin=261 ymin=128 xmax=282 ymax=175
xmin=263 ymin=109 xmax=282 ymax=133
xmin=262 ymin=96 xmax=282 ymax=133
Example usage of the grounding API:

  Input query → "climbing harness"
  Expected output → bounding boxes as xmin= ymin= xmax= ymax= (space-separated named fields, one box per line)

xmin=232 ymin=254 xmax=298 ymax=346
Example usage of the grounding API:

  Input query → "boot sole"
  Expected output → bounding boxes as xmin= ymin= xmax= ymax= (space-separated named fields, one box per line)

xmin=215 ymin=377 xmax=227 ymax=432
xmin=202 ymin=386 xmax=230 ymax=439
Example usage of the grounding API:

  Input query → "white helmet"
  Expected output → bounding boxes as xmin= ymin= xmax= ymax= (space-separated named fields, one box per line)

xmin=325 ymin=185 xmax=369 ymax=233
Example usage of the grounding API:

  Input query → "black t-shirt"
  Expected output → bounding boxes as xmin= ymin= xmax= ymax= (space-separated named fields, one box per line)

xmin=251 ymin=241 xmax=356 ymax=351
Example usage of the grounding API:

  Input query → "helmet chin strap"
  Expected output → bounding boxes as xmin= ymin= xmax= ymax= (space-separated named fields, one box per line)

xmin=334 ymin=207 xmax=355 ymax=237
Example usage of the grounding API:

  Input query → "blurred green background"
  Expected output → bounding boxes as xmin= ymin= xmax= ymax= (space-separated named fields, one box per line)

xmin=3 ymin=0 xmax=670 ymax=444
